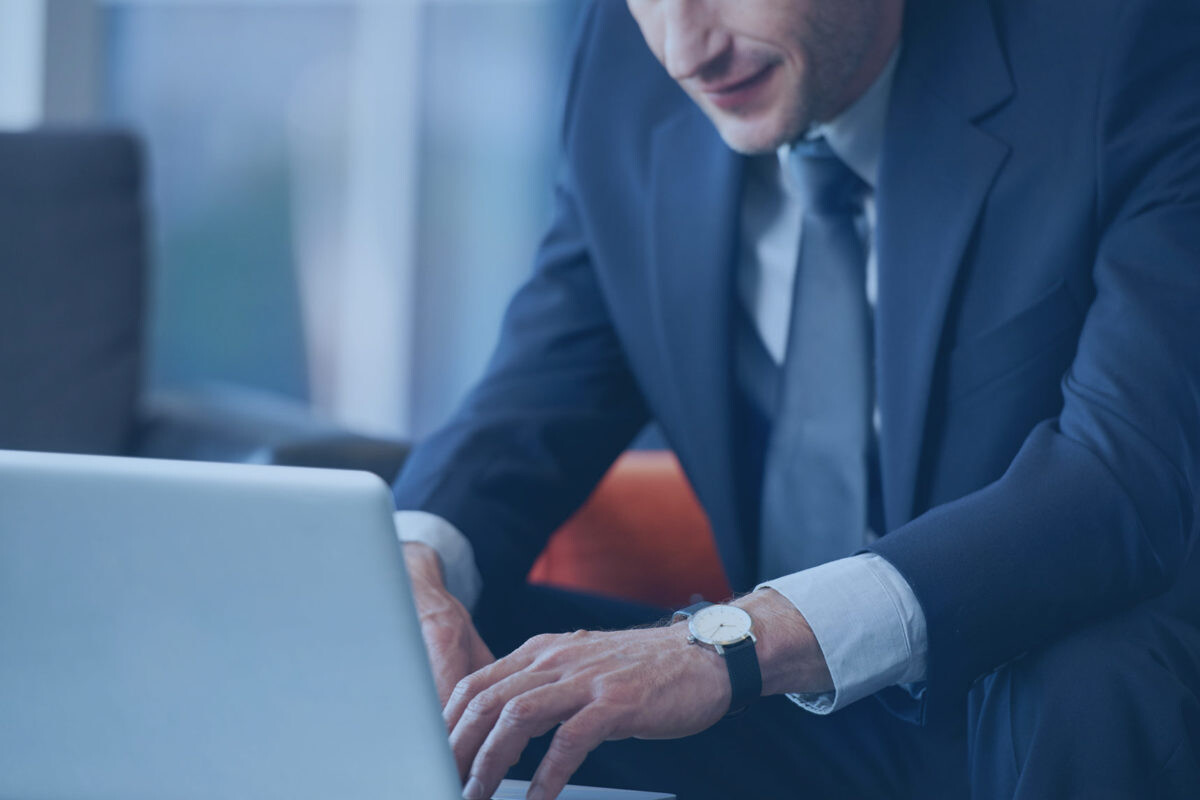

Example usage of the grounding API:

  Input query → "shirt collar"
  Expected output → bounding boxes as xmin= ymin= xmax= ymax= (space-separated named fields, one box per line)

xmin=777 ymin=45 xmax=900 ymax=192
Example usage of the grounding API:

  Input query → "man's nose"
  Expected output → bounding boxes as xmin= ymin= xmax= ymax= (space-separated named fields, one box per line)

xmin=661 ymin=0 xmax=729 ymax=82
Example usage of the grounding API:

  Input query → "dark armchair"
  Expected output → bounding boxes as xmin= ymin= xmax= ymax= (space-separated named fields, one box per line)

xmin=0 ymin=129 xmax=409 ymax=481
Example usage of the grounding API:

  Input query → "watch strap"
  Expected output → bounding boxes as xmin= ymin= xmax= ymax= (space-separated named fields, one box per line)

xmin=722 ymin=636 xmax=762 ymax=715
xmin=671 ymin=601 xmax=712 ymax=622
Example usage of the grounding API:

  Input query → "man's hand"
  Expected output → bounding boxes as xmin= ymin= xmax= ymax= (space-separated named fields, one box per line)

xmin=445 ymin=625 xmax=727 ymax=800
xmin=444 ymin=588 xmax=831 ymax=800
xmin=403 ymin=542 xmax=494 ymax=705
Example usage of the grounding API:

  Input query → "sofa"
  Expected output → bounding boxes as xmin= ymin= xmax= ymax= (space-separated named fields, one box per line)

xmin=0 ymin=128 xmax=410 ymax=480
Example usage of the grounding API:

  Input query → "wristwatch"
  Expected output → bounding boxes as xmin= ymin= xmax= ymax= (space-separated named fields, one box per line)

xmin=672 ymin=601 xmax=762 ymax=715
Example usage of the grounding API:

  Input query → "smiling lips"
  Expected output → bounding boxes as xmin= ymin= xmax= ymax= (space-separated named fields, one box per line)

xmin=701 ymin=63 xmax=779 ymax=111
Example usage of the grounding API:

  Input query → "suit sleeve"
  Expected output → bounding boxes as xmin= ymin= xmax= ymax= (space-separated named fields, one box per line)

xmin=392 ymin=2 xmax=650 ymax=596
xmin=870 ymin=0 xmax=1200 ymax=721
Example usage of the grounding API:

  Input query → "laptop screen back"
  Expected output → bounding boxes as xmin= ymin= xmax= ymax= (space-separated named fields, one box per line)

xmin=0 ymin=450 xmax=462 ymax=799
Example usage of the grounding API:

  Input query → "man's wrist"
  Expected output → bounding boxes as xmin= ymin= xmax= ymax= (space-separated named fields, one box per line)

xmin=667 ymin=618 xmax=734 ymax=712
xmin=732 ymin=588 xmax=833 ymax=696
xmin=402 ymin=541 xmax=447 ymax=590
xmin=402 ymin=541 xmax=476 ymax=632
xmin=672 ymin=602 xmax=762 ymax=714
xmin=758 ymin=554 xmax=926 ymax=713
xmin=393 ymin=511 xmax=483 ymax=610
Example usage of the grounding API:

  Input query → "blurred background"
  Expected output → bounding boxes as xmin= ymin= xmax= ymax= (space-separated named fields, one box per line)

xmin=0 ymin=0 xmax=584 ymax=439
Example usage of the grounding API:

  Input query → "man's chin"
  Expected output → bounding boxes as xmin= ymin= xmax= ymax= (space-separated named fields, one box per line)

xmin=706 ymin=110 xmax=801 ymax=156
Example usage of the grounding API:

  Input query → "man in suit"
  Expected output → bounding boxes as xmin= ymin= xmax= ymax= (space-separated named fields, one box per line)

xmin=393 ymin=0 xmax=1200 ymax=797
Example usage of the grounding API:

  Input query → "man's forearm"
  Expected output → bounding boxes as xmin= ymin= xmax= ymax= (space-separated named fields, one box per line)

xmin=731 ymin=588 xmax=834 ymax=695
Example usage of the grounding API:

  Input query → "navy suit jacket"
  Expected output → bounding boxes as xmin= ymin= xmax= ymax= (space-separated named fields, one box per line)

xmin=395 ymin=0 xmax=1200 ymax=722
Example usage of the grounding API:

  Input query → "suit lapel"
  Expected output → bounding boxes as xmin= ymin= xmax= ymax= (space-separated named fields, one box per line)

xmin=648 ymin=103 xmax=749 ymax=588
xmin=876 ymin=0 xmax=1014 ymax=526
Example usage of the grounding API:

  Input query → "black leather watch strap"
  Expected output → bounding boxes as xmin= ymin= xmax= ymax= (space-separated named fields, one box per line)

xmin=722 ymin=636 xmax=763 ymax=716
xmin=672 ymin=601 xmax=712 ymax=621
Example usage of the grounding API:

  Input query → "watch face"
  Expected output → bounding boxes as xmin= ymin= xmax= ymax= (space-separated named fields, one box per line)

xmin=689 ymin=605 xmax=753 ymax=646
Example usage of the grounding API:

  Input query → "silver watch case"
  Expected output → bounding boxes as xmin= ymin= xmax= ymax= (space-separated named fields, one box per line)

xmin=685 ymin=604 xmax=757 ymax=655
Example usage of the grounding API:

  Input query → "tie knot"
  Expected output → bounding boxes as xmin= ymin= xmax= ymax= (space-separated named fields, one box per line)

xmin=788 ymin=138 xmax=868 ymax=215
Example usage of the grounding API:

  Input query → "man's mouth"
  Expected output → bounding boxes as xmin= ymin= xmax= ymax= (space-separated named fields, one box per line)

xmin=701 ymin=63 xmax=779 ymax=111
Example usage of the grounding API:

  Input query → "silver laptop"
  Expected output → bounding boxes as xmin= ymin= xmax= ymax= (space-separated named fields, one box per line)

xmin=0 ymin=449 xmax=673 ymax=800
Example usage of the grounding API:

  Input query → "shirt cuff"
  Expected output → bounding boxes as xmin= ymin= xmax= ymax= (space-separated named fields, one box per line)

xmin=758 ymin=552 xmax=927 ymax=714
xmin=393 ymin=510 xmax=483 ymax=611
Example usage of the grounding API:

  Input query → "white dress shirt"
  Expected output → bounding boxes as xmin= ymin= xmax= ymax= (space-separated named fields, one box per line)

xmin=397 ymin=48 xmax=928 ymax=715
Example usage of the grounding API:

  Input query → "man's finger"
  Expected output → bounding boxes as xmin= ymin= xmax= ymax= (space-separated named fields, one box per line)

xmin=527 ymin=705 xmax=619 ymax=800
xmin=448 ymin=668 xmax=557 ymax=780
xmin=439 ymin=625 xmax=494 ymax=709
xmin=463 ymin=682 xmax=590 ymax=800
xmin=444 ymin=633 xmax=554 ymax=730
xmin=431 ymin=657 xmax=469 ymax=709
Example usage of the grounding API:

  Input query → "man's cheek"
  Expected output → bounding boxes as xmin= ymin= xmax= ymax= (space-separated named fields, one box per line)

xmin=626 ymin=4 xmax=666 ymax=64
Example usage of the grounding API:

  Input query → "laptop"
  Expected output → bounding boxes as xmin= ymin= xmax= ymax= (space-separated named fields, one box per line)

xmin=0 ymin=449 xmax=673 ymax=800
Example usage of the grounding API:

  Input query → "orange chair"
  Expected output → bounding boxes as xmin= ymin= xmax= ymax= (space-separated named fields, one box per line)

xmin=528 ymin=451 xmax=733 ymax=609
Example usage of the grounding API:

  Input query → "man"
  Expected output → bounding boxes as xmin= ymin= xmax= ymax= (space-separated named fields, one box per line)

xmin=394 ymin=0 xmax=1200 ymax=798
